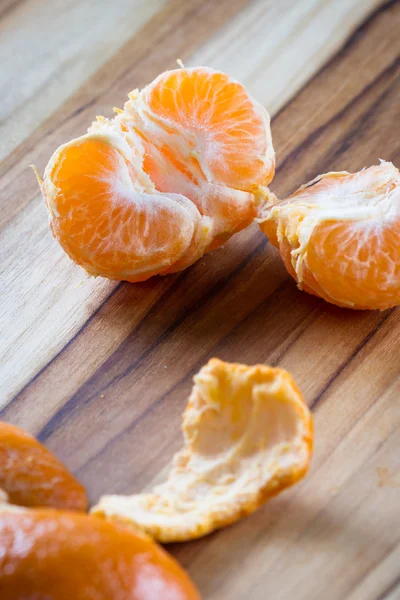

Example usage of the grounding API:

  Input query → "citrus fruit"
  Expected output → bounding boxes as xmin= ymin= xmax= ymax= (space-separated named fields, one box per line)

xmin=259 ymin=161 xmax=400 ymax=310
xmin=0 ymin=506 xmax=201 ymax=599
xmin=40 ymin=67 xmax=274 ymax=282
xmin=0 ymin=421 xmax=87 ymax=511
xmin=92 ymin=358 xmax=313 ymax=542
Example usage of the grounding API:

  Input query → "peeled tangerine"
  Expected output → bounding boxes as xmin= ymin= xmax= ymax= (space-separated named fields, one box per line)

xmin=40 ymin=67 xmax=274 ymax=282
xmin=0 ymin=423 xmax=200 ymax=599
xmin=259 ymin=161 xmax=400 ymax=310
xmin=92 ymin=359 xmax=313 ymax=542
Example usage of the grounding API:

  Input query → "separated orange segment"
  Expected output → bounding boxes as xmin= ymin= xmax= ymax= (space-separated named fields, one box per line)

xmin=44 ymin=135 xmax=206 ymax=282
xmin=0 ymin=421 xmax=87 ymax=511
xmin=0 ymin=507 xmax=201 ymax=600
xmin=93 ymin=359 xmax=313 ymax=542
xmin=40 ymin=67 xmax=275 ymax=282
xmin=259 ymin=161 xmax=400 ymax=310
xmin=138 ymin=67 xmax=274 ymax=191
xmin=306 ymin=218 xmax=400 ymax=309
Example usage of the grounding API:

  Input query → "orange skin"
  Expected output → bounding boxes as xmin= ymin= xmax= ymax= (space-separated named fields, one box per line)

xmin=0 ymin=421 xmax=87 ymax=511
xmin=0 ymin=508 xmax=201 ymax=600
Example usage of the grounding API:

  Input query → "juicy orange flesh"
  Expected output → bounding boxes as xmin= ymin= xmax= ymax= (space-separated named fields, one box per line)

xmin=143 ymin=69 xmax=272 ymax=190
xmin=43 ymin=68 xmax=274 ymax=281
xmin=307 ymin=218 xmax=400 ymax=309
xmin=260 ymin=162 xmax=400 ymax=310
xmin=48 ymin=138 xmax=197 ymax=281
xmin=139 ymin=132 xmax=257 ymax=241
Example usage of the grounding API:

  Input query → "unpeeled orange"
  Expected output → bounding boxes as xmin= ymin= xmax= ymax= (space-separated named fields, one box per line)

xmin=92 ymin=359 xmax=313 ymax=542
xmin=259 ymin=161 xmax=400 ymax=310
xmin=0 ymin=423 xmax=201 ymax=599
xmin=0 ymin=507 xmax=201 ymax=600
xmin=0 ymin=421 xmax=87 ymax=511
xmin=40 ymin=67 xmax=274 ymax=282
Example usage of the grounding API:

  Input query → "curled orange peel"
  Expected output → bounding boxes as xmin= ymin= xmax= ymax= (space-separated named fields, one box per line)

xmin=92 ymin=359 xmax=313 ymax=542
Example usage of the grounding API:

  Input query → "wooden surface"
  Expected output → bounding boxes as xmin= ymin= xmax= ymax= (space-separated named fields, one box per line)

xmin=1 ymin=0 xmax=399 ymax=598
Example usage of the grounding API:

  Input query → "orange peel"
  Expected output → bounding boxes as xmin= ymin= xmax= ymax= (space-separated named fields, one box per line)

xmin=92 ymin=359 xmax=313 ymax=542
xmin=0 ymin=506 xmax=201 ymax=599
xmin=0 ymin=421 xmax=87 ymax=511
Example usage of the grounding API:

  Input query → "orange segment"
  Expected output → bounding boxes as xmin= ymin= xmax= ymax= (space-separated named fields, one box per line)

xmin=0 ymin=507 xmax=201 ymax=599
xmin=259 ymin=161 xmax=400 ymax=310
xmin=0 ymin=421 xmax=87 ymax=511
xmin=44 ymin=135 xmax=208 ymax=282
xmin=131 ymin=131 xmax=258 ymax=242
xmin=92 ymin=358 xmax=313 ymax=542
xmin=307 ymin=218 xmax=400 ymax=309
xmin=124 ymin=67 xmax=274 ymax=242
xmin=137 ymin=67 xmax=274 ymax=190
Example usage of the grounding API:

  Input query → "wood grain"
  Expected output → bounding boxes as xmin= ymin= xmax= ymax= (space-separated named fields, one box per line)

xmin=0 ymin=0 xmax=167 ymax=162
xmin=0 ymin=0 xmax=381 ymax=403
xmin=1 ymin=1 xmax=399 ymax=599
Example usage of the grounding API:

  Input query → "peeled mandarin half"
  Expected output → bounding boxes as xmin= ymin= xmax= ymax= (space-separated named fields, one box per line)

xmin=92 ymin=359 xmax=313 ymax=542
xmin=259 ymin=161 xmax=400 ymax=310
xmin=0 ymin=507 xmax=201 ymax=600
xmin=0 ymin=421 xmax=87 ymax=511
xmin=40 ymin=67 xmax=274 ymax=282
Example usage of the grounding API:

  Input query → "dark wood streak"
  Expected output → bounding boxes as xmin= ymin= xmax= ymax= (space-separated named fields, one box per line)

xmin=316 ymin=62 xmax=399 ymax=166
xmin=0 ymin=0 xmax=25 ymax=22
xmin=0 ymin=283 xmax=122 ymax=418
xmin=269 ymin=302 xmax=323 ymax=365
xmin=375 ymin=574 xmax=400 ymax=600
xmin=72 ymin=281 xmax=321 ymax=480
xmin=37 ymin=239 xmax=270 ymax=443
xmin=271 ymin=0 xmax=396 ymax=125
xmin=279 ymin=56 xmax=399 ymax=179
xmin=310 ymin=309 xmax=395 ymax=410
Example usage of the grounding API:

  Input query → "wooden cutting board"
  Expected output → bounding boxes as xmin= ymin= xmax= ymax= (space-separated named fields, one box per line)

xmin=1 ymin=1 xmax=399 ymax=598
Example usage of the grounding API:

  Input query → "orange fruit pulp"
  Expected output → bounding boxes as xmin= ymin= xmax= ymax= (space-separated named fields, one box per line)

xmin=259 ymin=161 xmax=400 ymax=310
xmin=40 ymin=67 xmax=275 ymax=282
